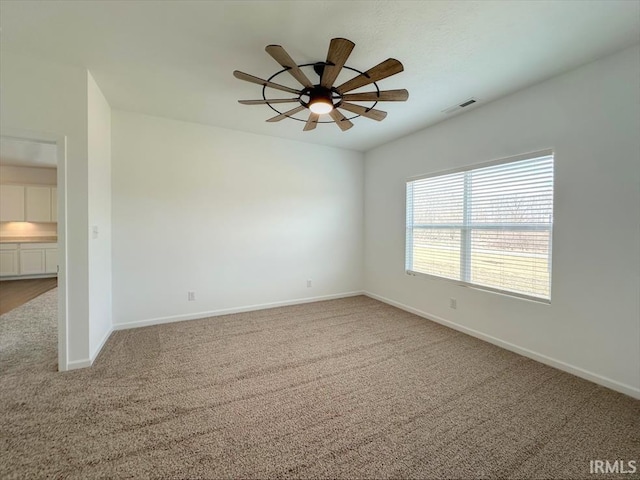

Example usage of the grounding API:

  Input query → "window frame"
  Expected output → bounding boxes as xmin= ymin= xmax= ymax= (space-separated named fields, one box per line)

xmin=405 ymin=149 xmax=554 ymax=304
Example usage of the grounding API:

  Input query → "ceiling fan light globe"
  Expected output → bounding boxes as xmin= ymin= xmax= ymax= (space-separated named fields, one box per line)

xmin=309 ymin=99 xmax=333 ymax=115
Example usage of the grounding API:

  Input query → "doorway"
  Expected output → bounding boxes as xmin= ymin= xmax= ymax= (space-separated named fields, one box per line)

xmin=0 ymin=131 xmax=67 ymax=371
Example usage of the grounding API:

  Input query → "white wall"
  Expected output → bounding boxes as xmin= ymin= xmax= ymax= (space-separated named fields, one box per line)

xmin=0 ymin=51 xmax=90 ymax=366
xmin=87 ymin=72 xmax=112 ymax=359
xmin=364 ymin=45 xmax=640 ymax=397
xmin=112 ymin=111 xmax=363 ymax=327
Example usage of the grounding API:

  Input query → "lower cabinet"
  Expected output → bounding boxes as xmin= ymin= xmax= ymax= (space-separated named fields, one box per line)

xmin=0 ymin=245 xmax=19 ymax=276
xmin=45 ymin=248 xmax=58 ymax=274
xmin=0 ymin=243 xmax=58 ymax=277
xmin=20 ymin=249 xmax=45 ymax=275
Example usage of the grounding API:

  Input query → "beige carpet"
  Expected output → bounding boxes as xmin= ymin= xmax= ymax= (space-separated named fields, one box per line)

xmin=1 ymin=291 xmax=638 ymax=479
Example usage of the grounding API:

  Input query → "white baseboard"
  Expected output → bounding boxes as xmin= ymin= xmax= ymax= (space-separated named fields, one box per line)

xmin=112 ymin=291 xmax=365 ymax=331
xmin=64 ymin=326 xmax=113 ymax=371
xmin=90 ymin=326 xmax=113 ymax=363
xmin=66 ymin=358 xmax=91 ymax=370
xmin=364 ymin=291 xmax=640 ymax=400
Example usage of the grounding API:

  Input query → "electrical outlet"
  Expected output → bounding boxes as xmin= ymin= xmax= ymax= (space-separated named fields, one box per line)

xmin=307 ymin=279 xmax=312 ymax=288
xmin=188 ymin=291 xmax=196 ymax=301
xmin=449 ymin=298 xmax=457 ymax=309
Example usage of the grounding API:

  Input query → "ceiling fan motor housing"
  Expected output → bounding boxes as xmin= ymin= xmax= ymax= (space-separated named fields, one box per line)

xmin=303 ymin=86 xmax=337 ymax=111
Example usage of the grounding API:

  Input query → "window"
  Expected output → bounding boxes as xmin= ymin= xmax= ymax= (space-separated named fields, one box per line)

xmin=405 ymin=151 xmax=554 ymax=302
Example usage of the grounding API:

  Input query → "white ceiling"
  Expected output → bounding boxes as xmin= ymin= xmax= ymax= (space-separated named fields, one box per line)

xmin=0 ymin=137 xmax=57 ymax=168
xmin=1 ymin=0 xmax=638 ymax=152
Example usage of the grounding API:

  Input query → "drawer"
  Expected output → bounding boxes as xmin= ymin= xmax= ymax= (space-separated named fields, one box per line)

xmin=0 ymin=243 xmax=18 ymax=250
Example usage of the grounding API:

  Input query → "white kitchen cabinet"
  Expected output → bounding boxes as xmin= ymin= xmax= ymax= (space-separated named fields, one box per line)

xmin=26 ymin=186 xmax=52 ymax=222
xmin=51 ymin=187 xmax=58 ymax=222
xmin=0 ymin=184 xmax=57 ymax=223
xmin=0 ymin=242 xmax=58 ymax=277
xmin=45 ymin=248 xmax=58 ymax=274
xmin=20 ymin=249 xmax=45 ymax=274
xmin=0 ymin=244 xmax=19 ymax=276
xmin=0 ymin=185 xmax=25 ymax=221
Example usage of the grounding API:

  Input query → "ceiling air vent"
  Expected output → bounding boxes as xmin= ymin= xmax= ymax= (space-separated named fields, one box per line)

xmin=442 ymin=98 xmax=478 ymax=115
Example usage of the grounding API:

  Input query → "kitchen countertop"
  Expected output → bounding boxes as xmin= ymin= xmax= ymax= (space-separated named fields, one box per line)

xmin=0 ymin=236 xmax=58 ymax=244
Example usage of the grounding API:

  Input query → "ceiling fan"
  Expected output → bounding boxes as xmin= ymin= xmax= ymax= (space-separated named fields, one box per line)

xmin=233 ymin=38 xmax=409 ymax=132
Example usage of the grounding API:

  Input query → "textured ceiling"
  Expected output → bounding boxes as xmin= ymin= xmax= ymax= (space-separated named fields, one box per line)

xmin=1 ymin=0 xmax=639 ymax=152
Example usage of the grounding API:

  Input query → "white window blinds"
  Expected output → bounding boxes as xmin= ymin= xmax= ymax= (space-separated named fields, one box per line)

xmin=406 ymin=152 xmax=554 ymax=302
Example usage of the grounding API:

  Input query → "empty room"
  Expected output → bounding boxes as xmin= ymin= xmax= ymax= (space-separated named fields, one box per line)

xmin=1 ymin=1 xmax=638 ymax=479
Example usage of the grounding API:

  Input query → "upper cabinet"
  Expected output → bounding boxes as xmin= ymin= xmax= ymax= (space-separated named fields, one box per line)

xmin=51 ymin=187 xmax=58 ymax=222
xmin=25 ymin=186 xmax=52 ymax=222
xmin=0 ymin=184 xmax=57 ymax=223
xmin=0 ymin=185 xmax=26 ymax=221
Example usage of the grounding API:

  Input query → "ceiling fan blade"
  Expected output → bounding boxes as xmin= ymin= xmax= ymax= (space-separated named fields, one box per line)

xmin=328 ymin=109 xmax=353 ymax=131
xmin=339 ymin=102 xmax=387 ymax=121
xmin=321 ymin=38 xmax=355 ymax=89
xmin=238 ymin=98 xmax=300 ymax=105
xmin=266 ymin=105 xmax=307 ymax=122
xmin=233 ymin=70 xmax=301 ymax=95
xmin=342 ymin=89 xmax=409 ymax=102
xmin=304 ymin=112 xmax=320 ymax=131
xmin=336 ymin=59 xmax=404 ymax=94
xmin=265 ymin=45 xmax=314 ymax=88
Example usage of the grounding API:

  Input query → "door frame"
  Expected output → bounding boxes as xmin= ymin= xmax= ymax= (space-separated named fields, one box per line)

xmin=1 ymin=128 xmax=69 ymax=371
